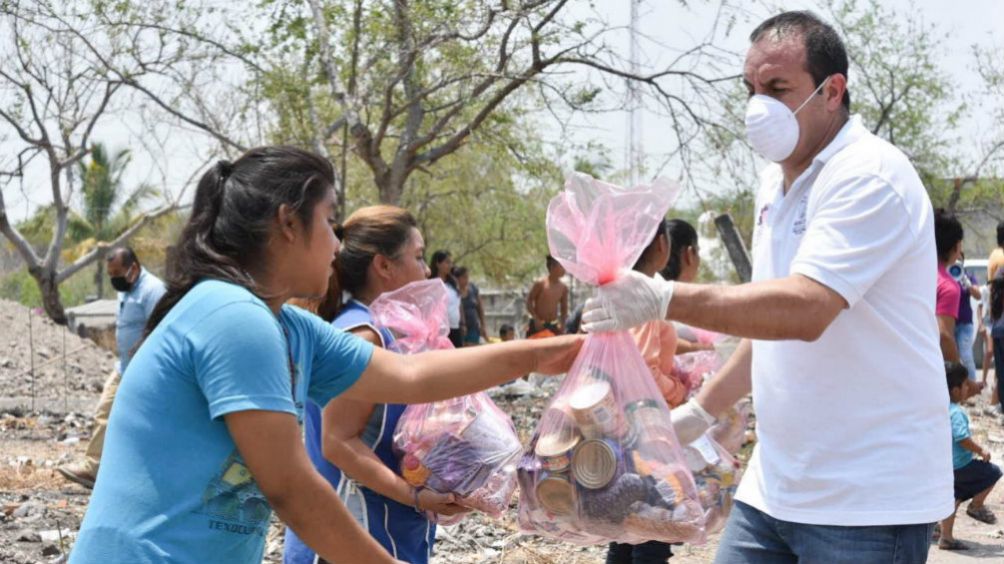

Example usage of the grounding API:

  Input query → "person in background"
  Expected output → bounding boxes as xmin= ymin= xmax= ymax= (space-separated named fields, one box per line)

xmin=935 ymin=210 xmax=964 ymax=363
xmin=57 ymin=247 xmax=166 ymax=489
xmin=284 ymin=206 xmax=461 ymax=564
xmin=938 ymin=361 xmax=1001 ymax=551
xmin=988 ymin=220 xmax=1004 ymax=281
xmin=954 ymin=253 xmax=982 ymax=381
xmin=498 ymin=323 xmax=515 ymax=342
xmin=455 ymin=266 xmax=488 ymax=346
xmin=430 ymin=250 xmax=465 ymax=347
xmin=606 ymin=218 xmax=680 ymax=564
xmin=660 ymin=219 xmax=714 ymax=355
xmin=991 ymin=275 xmax=1004 ymax=415
xmin=526 ymin=255 xmax=568 ymax=337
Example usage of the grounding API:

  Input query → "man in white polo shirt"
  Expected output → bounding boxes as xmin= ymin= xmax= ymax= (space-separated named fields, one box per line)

xmin=582 ymin=10 xmax=952 ymax=563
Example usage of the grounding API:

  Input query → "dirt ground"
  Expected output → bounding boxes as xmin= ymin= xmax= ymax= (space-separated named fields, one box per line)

xmin=1 ymin=295 xmax=1002 ymax=562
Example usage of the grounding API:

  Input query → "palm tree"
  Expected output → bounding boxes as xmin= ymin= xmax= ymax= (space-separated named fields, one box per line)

xmin=69 ymin=143 xmax=158 ymax=298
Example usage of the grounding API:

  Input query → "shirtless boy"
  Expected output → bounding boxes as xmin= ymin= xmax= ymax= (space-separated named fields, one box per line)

xmin=526 ymin=255 xmax=569 ymax=337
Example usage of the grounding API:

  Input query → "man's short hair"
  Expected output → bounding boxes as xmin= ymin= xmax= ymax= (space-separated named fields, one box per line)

xmin=933 ymin=208 xmax=963 ymax=263
xmin=546 ymin=255 xmax=560 ymax=270
xmin=499 ymin=324 xmax=514 ymax=337
xmin=107 ymin=246 xmax=138 ymax=268
xmin=750 ymin=11 xmax=851 ymax=110
xmin=945 ymin=361 xmax=968 ymax=392
xmin=996 ymin=220 xmax=1004 ymax=248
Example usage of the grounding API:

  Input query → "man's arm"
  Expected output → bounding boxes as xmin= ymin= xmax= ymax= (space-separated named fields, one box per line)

xmin=938 ymin=315 xmax=960 ymax=361
xmin=526 ymin=281 xmax=542 ymax=322
xmin=669 ymin=275 xmax=846 ymax=342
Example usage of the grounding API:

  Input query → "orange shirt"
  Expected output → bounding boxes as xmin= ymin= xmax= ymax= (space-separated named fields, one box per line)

xmin=630 ymin=319 xmax=686 ymax=408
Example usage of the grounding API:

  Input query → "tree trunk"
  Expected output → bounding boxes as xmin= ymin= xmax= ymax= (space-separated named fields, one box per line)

xmin=29 ymin=265 xmax=68 ymax=325
xmin=94 ymin=252 xmax=106 ymax=299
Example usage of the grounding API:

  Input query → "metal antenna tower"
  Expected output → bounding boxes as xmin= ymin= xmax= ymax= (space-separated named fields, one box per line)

xmin=625 ymin=0 xmax=643 ymax=186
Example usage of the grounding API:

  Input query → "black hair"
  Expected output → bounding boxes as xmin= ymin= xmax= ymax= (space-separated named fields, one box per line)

xmin=546 ymin=255 xmax=562 ymax=272
xmin=933 ymin=208 xmax=964 ymax=263
xmin=991 ymin=276 xmax=1004 ymax=323
xmin=997 ymin=220 xmax=1004 ymax=248
xmin=660 ymin=219 xmax=699 ymax=281
xmin=430 ymin=249 xmax=457 ymax=290
xmin=633 ymin=219 xmax=670 ymax=272
xmin=945 ymin=361 xmax=968 ymax=393
xmin=750 ymin=11 xmax=850 ymax=110
xmin=499 ymin=324 xmax=514 ymax=337
xmin=144 ymin=146 xmax=334 ymax=335
xmin=452 ymin=266 xmax=469 ymax=279
xmin=107 ymin=246 xmax=138 ymax=268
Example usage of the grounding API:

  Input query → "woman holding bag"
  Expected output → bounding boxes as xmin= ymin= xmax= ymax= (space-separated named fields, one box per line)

xmin=70 ymin=147 xmax=581 ymax=564
xmin=284 ymin=206 xmax=460 ymax=564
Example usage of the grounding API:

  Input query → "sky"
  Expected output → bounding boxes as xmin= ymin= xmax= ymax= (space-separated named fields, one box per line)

xmin=2 ymin=0 xmax=1002 ymax=223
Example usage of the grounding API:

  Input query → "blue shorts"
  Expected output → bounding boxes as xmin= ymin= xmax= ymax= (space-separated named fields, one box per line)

xmin=954 ymin=459 xmax=1002 ymax=501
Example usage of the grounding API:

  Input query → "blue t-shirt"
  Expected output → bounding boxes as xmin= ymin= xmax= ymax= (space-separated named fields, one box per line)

xmin=70 ymin=280 xmax=374 ymax=564
xmin=950 ymin=402 xmax=974 ymax=469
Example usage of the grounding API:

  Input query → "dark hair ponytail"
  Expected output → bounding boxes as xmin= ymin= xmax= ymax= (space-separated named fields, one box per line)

xmin=661 ymin=219 xmax=699 ymax=281
xmin=144 ymin=146 xmax=334 ymax=336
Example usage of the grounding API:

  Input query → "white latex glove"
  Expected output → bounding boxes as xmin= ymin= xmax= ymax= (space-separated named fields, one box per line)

xmin=671 ymin=398 xmax=717 ymax=445
xmin=581 ymin=269 xmax=674 ymax=333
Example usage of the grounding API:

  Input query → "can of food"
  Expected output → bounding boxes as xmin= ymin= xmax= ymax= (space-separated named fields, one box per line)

xmin=535 ymin=408 xmax=581 ymax=472
xmin=536 ymin=472 xmax=576 ymax=515
xmin=572 ymin=438 xmax=621 ymax=489
xmin=568 ymin=381 xmax=628 ymax=439
xmin=625 ymin=399 xmax=672 ymax=435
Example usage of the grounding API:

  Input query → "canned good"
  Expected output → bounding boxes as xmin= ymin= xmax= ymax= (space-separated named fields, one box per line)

xmin=625 ymin=399 xmax=673 ymax=437
xmin=535 ymin=409 xmax=581 ymax=472
xmin=536 ymin=472 xmax=576 ymax=515
xmin=572 ymin=438 xmax=620 ymax=489
xmin=568 ymin=381 xmax=628 ymax=439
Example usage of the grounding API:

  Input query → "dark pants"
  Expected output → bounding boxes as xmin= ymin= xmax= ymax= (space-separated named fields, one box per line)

xmin=995 ymin=335 xmax=1004 ymax=411
xmin=606 ymin=541 xmax=673 ymax=564
xmin=448 ymin=328 xmax=464 ymax=348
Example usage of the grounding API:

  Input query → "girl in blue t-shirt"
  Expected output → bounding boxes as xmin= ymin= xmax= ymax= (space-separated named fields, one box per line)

xmin=284 ymin=205 xmax=462 ymax=564
xmin=70 ymin=146 xmax=582 ymax=564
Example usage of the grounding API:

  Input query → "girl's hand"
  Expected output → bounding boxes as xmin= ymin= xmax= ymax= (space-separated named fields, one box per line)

xmin=417 ymin=490 xmax=470 ymax=516
xmin=532 ymin=334 xmax=585 ymax=375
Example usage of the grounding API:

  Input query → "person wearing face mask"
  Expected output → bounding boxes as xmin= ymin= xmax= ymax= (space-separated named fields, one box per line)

xmin=582 ymin=11 xmax=950 ymax=562
xmin=58 ymin=247 xmax=166 ymax=489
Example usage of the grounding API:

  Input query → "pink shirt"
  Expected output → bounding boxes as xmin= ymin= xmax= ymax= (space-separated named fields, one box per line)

xmin=630 ymin=320 xmax=685 ymax=408
xmin=936 ymin=265 xmax=961 ymax=319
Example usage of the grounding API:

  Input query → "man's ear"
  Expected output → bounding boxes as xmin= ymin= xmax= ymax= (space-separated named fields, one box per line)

xmin=826 ymin=74 xmax=847 ymax=112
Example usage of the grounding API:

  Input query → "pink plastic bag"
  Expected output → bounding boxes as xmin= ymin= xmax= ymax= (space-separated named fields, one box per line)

xmin=517 ymin=173 xmax=708 ymax=545
xmin=682 ymin=434 xmax=742 ymax=534
xmin=673 ymin=350 xmax=722 ymax=392
xmin=370 ymin=280 xmax=522 ymax=524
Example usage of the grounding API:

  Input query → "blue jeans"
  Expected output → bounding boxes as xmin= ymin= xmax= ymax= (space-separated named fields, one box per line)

xmin=955 ymin=322 xmax=977 ymax=380
xmin=714 ymin=501 xmax=934 ymax=564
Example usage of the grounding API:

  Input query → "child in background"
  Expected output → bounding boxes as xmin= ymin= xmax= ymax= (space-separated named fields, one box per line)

xmin=939 ymin=361 xmax=1002 ymax=551
xmin=526 ymin=255 xmax=568 ymax=337
xmin=498 ymin=324 xmax=515 ymax=342
xmin=606 ymin=219 xmax=680 ymax=564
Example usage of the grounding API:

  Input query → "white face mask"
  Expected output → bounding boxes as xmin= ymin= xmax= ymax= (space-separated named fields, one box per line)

xmin=744 ymin=77 xmax=830 ymax=163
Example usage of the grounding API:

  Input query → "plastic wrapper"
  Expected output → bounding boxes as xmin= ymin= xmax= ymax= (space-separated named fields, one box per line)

xmin=709 ymin=399 xmax=752 ymax=455
xmin=683 ymin=434 xmax=742 ymax=533
xmin=518 ymin=172 xmax=708 ymax=545
xmin=371 ymin=280 xmax=522 ymax=524
xmin=672 ymin=350 xmax=722 ymax=393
